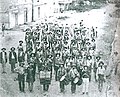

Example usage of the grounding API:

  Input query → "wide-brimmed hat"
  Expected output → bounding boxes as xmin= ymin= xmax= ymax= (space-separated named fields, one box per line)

xmin=25 ymin=28 xmax=31 ymax=32
xmin=19 ymin=62 xmax=25 ymax=66
xmin=11 ymin=47 xmax=15 ymax=51
xmin=83 ymin=65 xmax=88 ymax=69
xmin=87 ymin=55 xmax=92 ymax=60
xmin=30 ymin=53 xmax=35 ymax=57
xmin=98 ymin=61 xmax=104 ymax=66
xmin=19 ymin=40 xmax=23 ymax=44
xmin=1 ymin=48 xmax=6 ymax=50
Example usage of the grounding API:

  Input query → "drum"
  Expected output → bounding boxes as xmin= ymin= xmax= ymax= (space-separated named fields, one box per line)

xmin=63 ymin=76 xmax=70 ymax=85
xmin=60 ymin=74 xmax=70 ymax=85
xmin=73 ymin=77 xmax=79 ymax=84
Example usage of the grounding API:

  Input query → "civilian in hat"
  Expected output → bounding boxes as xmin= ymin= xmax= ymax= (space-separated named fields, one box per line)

xmin=14 ymin=62 xmax=26 ymax=92
xmin=82 ymin=65 xmax=90 ymax=95
xmin=9 ymin=47 xmax=17 ymax=73
xmin=0 ymin=48 xmax=7 ymax=73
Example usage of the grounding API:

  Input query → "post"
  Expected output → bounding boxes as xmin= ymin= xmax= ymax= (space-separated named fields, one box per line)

xmin=32 ymin=0 xmax=34 ymax=22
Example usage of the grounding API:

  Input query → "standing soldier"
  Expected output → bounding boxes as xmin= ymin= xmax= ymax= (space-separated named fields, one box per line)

xmin=2 ymin=23 xmax=5 ymax=37
xmin=26 ymin=62 xmax=35 ymax=92
xmin=9 ymin=47 xmax=17 ymax=73
xmin=69 ymin=64 xmax=80 ymax=94
xmin=14 ymin=62 xmax=26 ymax=92
xmin=96 ymin=61 xmax=106 ymax=92
xmin=82 ymin=66 xmax=90 ymax=95
xmin=18 ymin=40 xmax=24 ymax=51
xmin=30 ymin=53 xmax=36 ymax=80
xmin=54 ymin=53 xmax=61 ymax=81
xmin=39 ymin=61 xmax=52 ymax=92
xmin=57 ymin=63 xmax=66 ymax=93
xmin=93 ymin=55 xmax=101 ymax=82
xmin=18 ymin=48 xmax=25 ymax=64
xmin=0 ymin=48 xmax=7 ymax=73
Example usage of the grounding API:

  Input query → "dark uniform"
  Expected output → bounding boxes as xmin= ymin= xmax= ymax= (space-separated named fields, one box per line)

xmin=69 ymin=64 xmax=79 ymax=94
xmin=18 ymin=49 xmax=25 ymax=64
xmin=0 ymin=48 xmax=7 ymax=73
xmin=14 ymin=63 xmax=25 ymax=92
xmin=26 ymin=63 xmax=35 ymax=92
xmin=9 ymin=47 xmax=17 ymax=73
xmin=39 ymin=62 xmax=52 ymax=92
xmin=57 ymin=64 xmax=66 ymax=93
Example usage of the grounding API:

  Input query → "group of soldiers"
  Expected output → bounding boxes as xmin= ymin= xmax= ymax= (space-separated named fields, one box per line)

xmin=0 ymin=19 xmax=106 ymax=95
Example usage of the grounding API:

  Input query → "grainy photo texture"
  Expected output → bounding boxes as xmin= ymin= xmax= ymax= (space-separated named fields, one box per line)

xmin=0 ymin=0 xmax=120 ymax=97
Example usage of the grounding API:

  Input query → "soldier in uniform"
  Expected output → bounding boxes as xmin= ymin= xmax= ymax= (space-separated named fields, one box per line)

xmin=30 ymin=53 xmax=36 ymax=80
xmin=82 ymin=66 xmax=90 ymax=95
xmin=14 ymin=62 xmax=26 ymax=92
xmin=18 ymin=48 xmax=25 ymax=64
xmin=0 ymin=48 xmax=7 ymax=73
xmin=69 ymin=63 xmax=80 ymax=94
xmin=54 ymin=53 xmax=61 ymax=81
xmin=26 ymin=62 xmax=35 ymax=92
xmin=57 ymin=63 xmax=66 ymax=93
xmin=9 ymin=47 xmax=17 ymax=73
xmin=18 ymin=40 xmax=24 ymax=51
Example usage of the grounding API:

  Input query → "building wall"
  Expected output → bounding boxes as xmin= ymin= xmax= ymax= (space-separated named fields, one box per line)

xmin=8 ymin=0 xmax=68 ymax=28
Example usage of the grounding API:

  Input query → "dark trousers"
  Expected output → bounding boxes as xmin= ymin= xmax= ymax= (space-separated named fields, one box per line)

xmin=43 ymin=84 xmax=49 ymax=91
xmin=71 ymin=80 xmax=76 ymax=93
xmin=28 ymin=82 xmax=33 ymax=92
xmin=11 ymin=64 xmax=15 ymax=72
xmin=10 ymin=59 xmax=16 ymax=72
xmin=54 ymin=66 xmax=59 ymax=81
xmin=19 ymin=81 xmax=25 ymax=92
xmin=60 ymin=81 xmax=65 ymax=92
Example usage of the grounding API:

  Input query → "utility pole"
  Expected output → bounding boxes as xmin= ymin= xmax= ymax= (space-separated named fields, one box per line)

xmin=32 ymin=0 xmax=34 ymax=22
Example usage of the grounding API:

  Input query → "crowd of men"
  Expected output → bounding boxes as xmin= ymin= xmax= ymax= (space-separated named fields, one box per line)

xmin=0 ymin=19 xmax=107 ymax=95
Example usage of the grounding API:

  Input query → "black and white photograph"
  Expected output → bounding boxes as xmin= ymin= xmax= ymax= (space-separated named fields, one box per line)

xmin=0 ymin=0 xmax=120 ymax=97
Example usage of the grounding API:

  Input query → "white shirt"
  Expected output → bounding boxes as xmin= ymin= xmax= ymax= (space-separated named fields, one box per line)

xmin=2 ymin=52 xmax=5 ymax=62
xmin=97 ymin=66 xmax=105 ymax=75
xmin=11 ymin=52 xmax=15 ymax=59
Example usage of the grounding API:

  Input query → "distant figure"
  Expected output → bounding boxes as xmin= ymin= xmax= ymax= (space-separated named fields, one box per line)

xmin=0 ymin=48 xmax=7 ymax=73
xmin=2 ymin=23 xmax=5 ymax=37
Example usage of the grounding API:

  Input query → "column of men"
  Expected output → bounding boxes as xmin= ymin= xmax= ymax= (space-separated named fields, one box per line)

xmin=0 ymin=20 xmax=106 ymax=95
